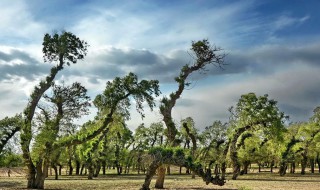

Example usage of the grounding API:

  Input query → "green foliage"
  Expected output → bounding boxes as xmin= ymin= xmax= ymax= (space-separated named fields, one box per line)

xmin=31 ymin=82 xmax=91 ymax=162
xmin=148 ymin=147 xmax=185 ymax=161
xmin=42 ymin=31 xmax=88 ymax=65
xmin=160 ymin=39 xmax=226 ymax=144
xmin=180 ymin=117 xmax=197 ymax=137
xmin=133 ymin=122 xmax=164 ymax=150
xmin=19 ymin=31 xmax=90 ymax=189
xmin=94 ymin=72 xmax=160 ymax=119
xmin=230 ymin=93 xmax=287 ymax=140
xmin=149 ymin=147 xmax=173 ymax=158
xmin=0 ymin=151 xmax=23 ymax=167
xmin=0 ymin=115 xmax=23 ymax=153
xmin=191 ymin=39 xmax=225 ymax=67
xmin=43 ymin=82 xmax=91 ymax=120
xmin=174 ymin=148 xmax=185 ymax=159
xmin=227 ymin=93 xmax=288 ymax=179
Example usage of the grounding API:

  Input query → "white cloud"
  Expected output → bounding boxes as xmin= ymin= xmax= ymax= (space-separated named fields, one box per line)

xmin=170 ymin=64 xmax=320 ymax=129
xmin=0 ymin=76 xmax=33 ymax=118
xmin=0 ymin=0 xmax=319 ymax=133
xmin=0 ymin=1 xmax=45 ymax=45
xmin=273 ymin=14 xmax=309 ymax=31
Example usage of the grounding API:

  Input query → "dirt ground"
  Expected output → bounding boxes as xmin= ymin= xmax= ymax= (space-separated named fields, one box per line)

xmin=0 ymin=168 xmax=319 ymax=190
xmin=0 ymin=168 xmax=25 ymax=178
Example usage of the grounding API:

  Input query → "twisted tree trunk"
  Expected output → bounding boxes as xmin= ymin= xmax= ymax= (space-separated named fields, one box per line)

xmin=141 ymin=153 xmax=225 ymax=190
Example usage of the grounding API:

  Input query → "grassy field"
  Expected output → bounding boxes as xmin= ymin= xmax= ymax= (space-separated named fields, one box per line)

xmin=0 ymin=169 xmax=319 ymax=190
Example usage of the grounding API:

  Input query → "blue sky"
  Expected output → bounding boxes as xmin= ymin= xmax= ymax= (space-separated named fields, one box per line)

xmin=0 ymin=0 xmax=320 ymax=130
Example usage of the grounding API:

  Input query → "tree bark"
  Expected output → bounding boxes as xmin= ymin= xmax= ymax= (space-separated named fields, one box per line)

xmin=94 ymin=163 xmax=101 ymax=177
xmin=182 ymin=122 xmax=197 ymax=179
xmin=155 ymin=166 xmax=166 ymax=189
xmin=241 ymin=161 xmax=250 ymax=175
xmin=21 ymin=57 xmax=65 ymax=189
xmin=270 ymin=160 xmax=274 ymax=173
xmin=290 ymin=162 xmax=295 ymax=173
xmin=232 ymin=163 xmax=240 ymax=180
xmin=166 ymin=165 xmax=171 ymax=175
xmin=58 ymin=164 xmax=62 ymax=176
xmin=29 ymin=160 xmax=50 ymax=189
xmin=230 ymin=126 xmax=251 ymax=180
xmin=75 ymin=160 xmax=80 ymax=175
xmin=87 ymin=163 xmax=94 ymax=180
xmin=140 ymin=161 xmax=160 ymax=190
xmin=80 ymin=164 xmax=85 ymax=175
xmin=310 ymin=159 xmax=314 ymax=173
xmin=68 ymin=159 xmax=73 ymax=175
xmin=279 ymin=161 xmax=287 ymax=176
xmin=301 ymin=153 xmax=307 ymax=175
xmin=279 ymin=137 xmax=300 ymax=176
xmin=316 ymin=153 xmax=320 ymax=173
xmin=214 ymin=164 xmax=219 ymax=175
xmin=52 ymin=165 xmax=58 ymax=180
xmin=102 ymin=161 xmax=106 ymax=175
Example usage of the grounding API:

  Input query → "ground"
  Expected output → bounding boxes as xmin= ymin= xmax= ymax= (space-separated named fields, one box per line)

xmin=0 ymin=168 xmax=319 ymax=190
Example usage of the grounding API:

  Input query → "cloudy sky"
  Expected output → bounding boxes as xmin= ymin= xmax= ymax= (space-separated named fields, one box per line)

xmin=1 ymin=0 xmax=320 ymax=131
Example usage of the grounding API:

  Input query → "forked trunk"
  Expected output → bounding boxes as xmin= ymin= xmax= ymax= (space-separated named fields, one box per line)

xmin=140 ymin=161 xmax=160 ymax=190
xmin=26 ymin=160 xmax=49 ymax=189
xmin=155 ymin=166 xmax=166 ymax=189
xmin=34 ymin=173 xmax=45 ymax=189
xmin=26 ymin=165 xmax=36 ymax=188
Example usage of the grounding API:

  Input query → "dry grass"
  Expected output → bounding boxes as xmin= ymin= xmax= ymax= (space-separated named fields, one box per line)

xmin=0 ymin=169 xmax=319 ymax=190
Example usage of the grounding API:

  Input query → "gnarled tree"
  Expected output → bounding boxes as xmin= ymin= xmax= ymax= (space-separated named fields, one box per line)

xmin=143 ymin=39 xmax=226 ymax=189
xmin=20 ymin=31 xmax=88 ymax=189
xmin=227 ymin=93 xmax=287 ymax=180
xmin=160 ymin=39 xmax=225 ymax=145
xmin=52 ymin=72 xmax=160 ymax=178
